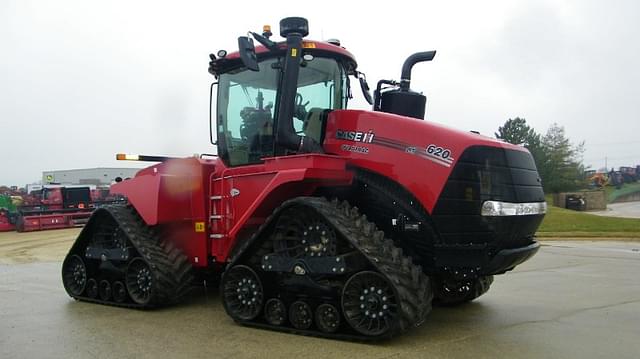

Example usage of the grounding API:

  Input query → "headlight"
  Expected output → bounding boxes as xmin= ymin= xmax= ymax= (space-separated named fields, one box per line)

xmin=481 ymin=201 xmax=547 ymax=216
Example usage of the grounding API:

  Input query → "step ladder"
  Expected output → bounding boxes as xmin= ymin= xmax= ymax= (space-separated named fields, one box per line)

xmin=209 ymin=177 xmax=228 ymax=240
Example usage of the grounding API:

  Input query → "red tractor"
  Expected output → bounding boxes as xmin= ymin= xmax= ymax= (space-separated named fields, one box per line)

xmin=62 ymin=18 xmax=546 ymax=340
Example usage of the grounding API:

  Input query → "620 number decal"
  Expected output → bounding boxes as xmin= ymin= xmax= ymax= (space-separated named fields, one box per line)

xmin=426 ymin=144 xmax=454 ymax=163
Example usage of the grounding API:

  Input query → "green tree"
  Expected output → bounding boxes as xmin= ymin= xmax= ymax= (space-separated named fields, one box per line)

xmin=496 ymin=119 xmax=586 ymax=193
xmin=538 ymin=123 xmax=586 ymax=192
xmin=495 ymin=117 xmax=545 ymax=173
xmin=495 ymin=117 xmax=538 ymax=146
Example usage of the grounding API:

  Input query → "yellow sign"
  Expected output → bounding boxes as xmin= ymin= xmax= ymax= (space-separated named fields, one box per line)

xmin=291 ymin=48 xmax=297 ymax=57
xmin=194 ymin=221 xmax=205 ymax=233
xmin=46 ymin=175 xmax=53 ymax=181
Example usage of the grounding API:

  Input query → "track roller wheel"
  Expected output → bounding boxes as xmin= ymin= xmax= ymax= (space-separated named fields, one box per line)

xmin=273 ymin=206 xmax=338 ymax=258
xmin=99 ymin=280 xmax=112 ymax=301
xmin=315 ymin=303 xmax=341 ymax=333
xmin=342 ymin=271 xmax=398 ymax=337
xmin=126 ymin=258 xmax=153 ymax=305
xmin=62 ymin=255 xmax=87 ymax=296
xmin=222 ymin=265 xmax=264 ymax=321
xmin=112 ymin=281 xmax=127 ymax=303
xmin=264 ymin=298 xmax=287 ymax=326
xmin=289 ymin=301 xmax=313 ymax=330
xmin=86 ymin=278 xmax=99 ymax=299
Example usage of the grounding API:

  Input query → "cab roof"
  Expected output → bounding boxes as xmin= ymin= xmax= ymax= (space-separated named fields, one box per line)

xmin=216 ymin=40 xmax=358 ymax=75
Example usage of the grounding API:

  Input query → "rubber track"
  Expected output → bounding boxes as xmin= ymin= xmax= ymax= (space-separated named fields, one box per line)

xmin=354 ymin=170 xmax=495 ymax=305
xmin=226 ymin=197 xmax=434 ymax=340
xmin=351 ymin=169 xmax=440 ymax=269
xmin=63 ymin=204 xmax=193 ymax=308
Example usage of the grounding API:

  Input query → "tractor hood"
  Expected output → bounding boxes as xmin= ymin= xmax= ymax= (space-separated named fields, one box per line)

xmin=323 ymin=109 xmax=542 ymax=213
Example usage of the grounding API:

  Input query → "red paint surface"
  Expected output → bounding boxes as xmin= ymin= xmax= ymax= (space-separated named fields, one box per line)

xmin=19 ymin=211 xmax=91 ymax=232
xmin=112 ymin=154 xmax=351 ymax=266
xmin=225 ymin=40 xmax=356 ymax=64
xmin=0 ymin=212 xmax=15 ymax=232
xmin=111 ymin=111 xmax=532 ymax=268
xmin=323 ymin=110 xmax=528 ymax=213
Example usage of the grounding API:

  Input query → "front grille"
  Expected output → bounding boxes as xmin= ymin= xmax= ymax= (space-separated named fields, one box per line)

xmin=431 ymin=145 xmax=545 ymax=250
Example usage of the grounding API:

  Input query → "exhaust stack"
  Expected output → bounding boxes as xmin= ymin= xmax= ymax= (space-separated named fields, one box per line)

xmin=400 ymin=51 xmax=436 ymax=90
xmin=375 ymin=51 xmax=436 ymax=120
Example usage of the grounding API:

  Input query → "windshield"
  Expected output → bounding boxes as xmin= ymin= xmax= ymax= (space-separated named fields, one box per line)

xmin=216 ymin=56 xmax=347 ymax=166
xmin=297 ymin=56 xmax=348 ymax=110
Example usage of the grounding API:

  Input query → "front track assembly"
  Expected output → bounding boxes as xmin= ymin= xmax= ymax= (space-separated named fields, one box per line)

xmin=61 ymin=205 xmax=193 ymax=308
xmin=221 ymin=197 xmax=434 ymax=340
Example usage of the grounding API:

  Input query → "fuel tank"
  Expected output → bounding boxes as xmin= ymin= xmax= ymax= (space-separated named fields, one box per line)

xmin=110 ymin=157 xmax=218 ymax=226
xmin=109 ymin=157 xmax=218 ymax=267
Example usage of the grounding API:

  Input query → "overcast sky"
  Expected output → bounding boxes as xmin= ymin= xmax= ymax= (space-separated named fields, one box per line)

xmin=1 ymin=0 xmax=639 ymax=185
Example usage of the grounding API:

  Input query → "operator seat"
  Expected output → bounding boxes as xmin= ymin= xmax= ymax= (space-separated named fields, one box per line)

xmin=303 ymin=108 xmax=331 ymax=143
xmin=248 ymin=118 xmax=274 ymax=162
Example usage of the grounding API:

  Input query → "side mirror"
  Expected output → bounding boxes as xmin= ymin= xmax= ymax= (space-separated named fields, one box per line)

xmin=238 ymin=36 xmax=259 ymax=71
xmin=358 ymin=73 xmax=373 ymax=105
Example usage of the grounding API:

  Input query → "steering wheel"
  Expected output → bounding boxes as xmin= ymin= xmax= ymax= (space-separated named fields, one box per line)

xmin=295 ymin=93 xmax=310 ymax=121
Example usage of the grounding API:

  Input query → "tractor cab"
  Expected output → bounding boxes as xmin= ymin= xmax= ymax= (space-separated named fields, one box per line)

xmin=209 ymin=18 xmax=357 ymax=167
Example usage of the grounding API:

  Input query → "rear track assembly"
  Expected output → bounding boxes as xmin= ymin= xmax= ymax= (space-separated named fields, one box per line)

xmin=61 ymin=205 xmax=193 ymax=308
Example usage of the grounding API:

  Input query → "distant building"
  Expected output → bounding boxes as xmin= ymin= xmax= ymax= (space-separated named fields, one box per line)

xmin=42 ymin=167 xmax=141 ymax=186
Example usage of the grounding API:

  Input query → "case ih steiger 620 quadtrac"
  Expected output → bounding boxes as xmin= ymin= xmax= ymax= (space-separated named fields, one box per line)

xmin=62 ymin=17 xmax=546 ymax=340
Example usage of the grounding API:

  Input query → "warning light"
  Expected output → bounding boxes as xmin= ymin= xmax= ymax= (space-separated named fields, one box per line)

xmin=116 ymin=153 xmax=173 ymax=162
xmin=263 ymin=24 xmax=273 ymax=39
xmin=116 ymin=153 xmax=139 ymax=161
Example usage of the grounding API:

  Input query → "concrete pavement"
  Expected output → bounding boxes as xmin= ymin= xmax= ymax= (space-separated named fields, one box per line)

xmin=590 ymin=201 xmax=640 ymax=219
xmin=1 ymin=239 xmax=639 ymax=359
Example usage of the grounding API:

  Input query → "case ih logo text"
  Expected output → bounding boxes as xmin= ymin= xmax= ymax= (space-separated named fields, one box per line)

xmin=335 ymin=130 xmax=375 ymax=143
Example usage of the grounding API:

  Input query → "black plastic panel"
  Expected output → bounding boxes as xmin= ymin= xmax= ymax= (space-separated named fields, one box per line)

xmin=379 ymin=90 xmax=426 ymax=119
xmin=432 ymin=145 xmax=545 ymax=252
